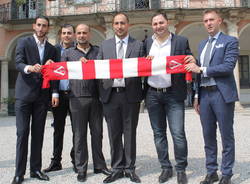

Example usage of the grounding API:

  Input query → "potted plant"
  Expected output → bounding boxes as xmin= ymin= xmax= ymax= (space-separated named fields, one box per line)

xmin=1 ymin=97 xmax=16 ymax=116
xmin=16 ymin=0 xmax=27 ymax=6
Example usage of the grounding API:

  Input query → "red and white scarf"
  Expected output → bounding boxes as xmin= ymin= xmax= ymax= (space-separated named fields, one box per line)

xmin=41 ymin=55 xmax=192 ymax=88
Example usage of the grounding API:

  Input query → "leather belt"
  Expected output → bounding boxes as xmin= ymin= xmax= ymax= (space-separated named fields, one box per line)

xmin=59 ymin=90 xmax=70 ymax=95
xmin=112 ymin=87 xmax=125 ymax=93
xmin=149 ymin=86 xmax=171 ymax=93
xmin=200 ymin=85 xmax=217 ymax=91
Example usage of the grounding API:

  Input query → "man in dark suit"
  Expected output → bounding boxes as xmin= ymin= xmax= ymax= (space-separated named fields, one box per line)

xmin=97 ymin=13 xmax=144 ymax=183
xmin=185 ymin=10 xmax=239 ymax=184
xmin=62 ymin=24 xmax=110 ymax=182
xmin=44 ymin=24 xmax=76 ymax=173
xmin=11 ymin=16 xmax=58 ymax=184
xmin=144 ymin=13 xmax=195 ymax=184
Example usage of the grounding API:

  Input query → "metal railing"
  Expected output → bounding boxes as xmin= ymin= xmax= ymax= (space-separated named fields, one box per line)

xmin=1 ymin=0 xmax=250 ymax=23
xmin=0 ymin=3 xmax=10 ymax=23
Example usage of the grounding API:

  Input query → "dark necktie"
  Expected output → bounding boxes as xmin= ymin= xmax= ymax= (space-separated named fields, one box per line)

xmin=203 ymin=38 xmax=214 ymax=67
xmin=201 ymin=38 xmax=216 ymax=86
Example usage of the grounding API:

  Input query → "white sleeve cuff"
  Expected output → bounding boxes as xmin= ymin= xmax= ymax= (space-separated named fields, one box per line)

xmin=194 ymin=94 xmax=198 ymax=98
xmin=201 ymin=67 xmax=208 ymax=77
xmin=24 ymin=65 xmax=31 ymax=74
xmin=52 ymin=93 xmax=59 ymax=98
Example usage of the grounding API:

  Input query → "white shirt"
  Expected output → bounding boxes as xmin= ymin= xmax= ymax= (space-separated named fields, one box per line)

xmin=24 ymin=34 xmax=47 ymax=74
xmin=112 ymin=35 xmax=129 ymax=87
xmin=147 ymin=34 xmax=172 ymax=88
xmin=200 ymin=31 xmax=221 ymax=77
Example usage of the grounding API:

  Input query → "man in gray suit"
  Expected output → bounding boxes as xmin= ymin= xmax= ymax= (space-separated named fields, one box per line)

xmin=97 ymin=13 xmax=144 ymax=183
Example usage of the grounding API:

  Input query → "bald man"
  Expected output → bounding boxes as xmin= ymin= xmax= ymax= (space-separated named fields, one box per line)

xmin=61 ymin=24 xmax=110 ymax=182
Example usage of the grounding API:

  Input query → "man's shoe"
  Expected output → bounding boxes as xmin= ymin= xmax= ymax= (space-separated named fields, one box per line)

xmin=43 ymin=161 xmax=62 ymax=173
xmin=94 ymin=167 xmax=112 ymax=176
xmin=218 ymin=176 xmax=231 ymax=184
xmin=159 ymin=169 xmax=173 ymax=183
xmin=30 ymin=170 xmax=49 ymax=181
xmin=103 ymin=171 xmax=124 ymax=183
xmin=200 ymin=173 xmax=219 ymax=184
xmin=177 ymin=171 xmax=187 ymax=184
xmin=11 ymin=176 xmax=24 ymax=184
xmin=77 ymin=172 xmax=87 ymax=182
xmin=125 ymin=171 xmax=141 ymax=183
xmin=73 ymin=164 xmax=77 ymax=173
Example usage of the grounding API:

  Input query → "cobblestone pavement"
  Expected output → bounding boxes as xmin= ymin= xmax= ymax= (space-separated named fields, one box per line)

xmin=0 ymin=108 xmax=250 ymax=184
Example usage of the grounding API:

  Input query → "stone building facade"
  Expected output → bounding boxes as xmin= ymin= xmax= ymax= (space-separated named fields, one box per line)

xmin=1 ymin=0 xmax=250 ymax=115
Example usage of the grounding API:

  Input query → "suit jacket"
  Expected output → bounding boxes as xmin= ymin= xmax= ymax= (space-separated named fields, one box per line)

xmin=144 ymin=33 xmax=192 ymax=101
xmin=97 ymin=36 xmax=145 ymax=103
xmin=62 ymin=45 xmax=100 ymax=98
xmin=15 ymin=35 xmax=57 ymax=102
xmin=197 ymin=32 xmax=239 ymax=103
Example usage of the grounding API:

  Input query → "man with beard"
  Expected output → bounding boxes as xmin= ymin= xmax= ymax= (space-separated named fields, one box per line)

xmin=12 ymin=16 xmax=58 ymax=184
xmin=61 ymin=24 xmax=110 ymax=182
xmin=97 ymin=13 xmax=144 ymax=183
xmin=144 ymin=13 xmax=195 ymax=184
xmin=44 ymin=24 xmax=76 ymax=173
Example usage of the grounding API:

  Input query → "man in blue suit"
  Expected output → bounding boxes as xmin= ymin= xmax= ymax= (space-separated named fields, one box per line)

xmin=185 ymin=10 xmax=239 ymax=184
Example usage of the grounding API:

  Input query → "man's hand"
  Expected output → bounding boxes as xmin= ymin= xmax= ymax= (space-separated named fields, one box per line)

xmin=185 ymin=63 xmax=201 ymax=73
xmin=27 ymin=63 xmax=42 ymax=73
xmin=45 ymin=59 xmax=54 ymax=65
xmin=146 ymin=55 xmax=154 ymax=60
xmin=184 ymin=55 xmax=196 ymax=64
xmin=80 ymin=57 xmax=88 ymax=63
xmin=51 ymin=97 xmax=59 ymax=107
xmin=193 ymin=98 xmax=200 ymax=115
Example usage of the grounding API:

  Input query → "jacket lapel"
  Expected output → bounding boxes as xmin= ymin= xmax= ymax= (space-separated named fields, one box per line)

xmin=42 ymin=42 xmax=50 ymax=64
xmin=111 ymin=38 xmax=117 ymax=58
xmin=170 ymin=33 xmax=176 ymax=56
xmin=125 ymin=36 xmax=133 ymax=58
xmin=31 ymin=36 xmax=41 ymax=64
xmin=210 ymin=32 xmax=223 ymax=61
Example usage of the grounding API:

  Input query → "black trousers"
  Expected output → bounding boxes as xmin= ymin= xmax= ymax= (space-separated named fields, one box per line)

xmin=51 ymin=91 xmax=74 ymax=163
xmin=15 ymin=96 xmax=49 ymax=176
xmin=70 ymin=97 xmax=106 ymax=173
xmin=103 ymin=91 xmax=140 ymax=172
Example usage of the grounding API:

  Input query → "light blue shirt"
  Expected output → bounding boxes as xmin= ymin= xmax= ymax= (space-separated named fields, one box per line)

xmin=59 ymin=46 xmax=69 ymax=91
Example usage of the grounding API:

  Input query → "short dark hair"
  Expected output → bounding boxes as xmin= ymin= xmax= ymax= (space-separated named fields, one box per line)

xmin=34 ymin=15 xmax=50 ymax=26
xmin=151 ymin=12 xmax=168 ymax=22
xmin=203 ymin=9 xmax=221 ymax=18
xmin=112 ymin=12 xmax=129 ymax=24
xmin=60 ymin=24 xmax=75 ymax=33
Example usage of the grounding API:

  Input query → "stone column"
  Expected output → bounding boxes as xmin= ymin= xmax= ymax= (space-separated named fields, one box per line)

xmin=105 ymin=23 xmax=114 ymax=39
xmin=0 ymin=59 xmax=9 ymax=116
xmin=227 ymin=20 xmax=243 ymax=109
xmin=104 ymin=15 xmax=114 ymax=39
xmin=47 ymin=19 xmax=59 ymax=45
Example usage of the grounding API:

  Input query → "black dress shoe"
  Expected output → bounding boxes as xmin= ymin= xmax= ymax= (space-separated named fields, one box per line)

xmin=73 ymin=164 xmax=77 ymax=173
xmin=43 ymin=161 xmax=62 ymax=173
xmin=94 ymin=167 xmax=112 ymax=176
xmin=218 ymin=176 xmax=231 ymax=184
xmin=103 ymin=171 xmax=124 ymax=183
xmin=30 ymin=170 xmax=49 ymax=181
xmin=200 ymin=172 xmax=219 ymax=184
xmin=159 ymin=169 xmax=173 ymax=183
xmin=77 ymin=172 xmax=87 ymax=182
xmin=11 ymin=176 xmax=24 ymax=184
xmin=125 ymin=171 xmax=141 ymax=183
xmin=177 ymin=171 xmax=187 ymax=184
